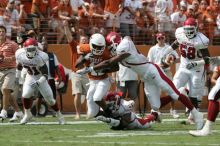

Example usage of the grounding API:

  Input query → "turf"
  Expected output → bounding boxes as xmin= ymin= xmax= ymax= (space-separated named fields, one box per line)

xmin=0 ymin=113 xmax=219 ymax=146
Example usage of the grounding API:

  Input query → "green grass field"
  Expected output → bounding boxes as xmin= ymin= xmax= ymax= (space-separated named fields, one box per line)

xmin=0 ymin=113 xmax=219 ymax=146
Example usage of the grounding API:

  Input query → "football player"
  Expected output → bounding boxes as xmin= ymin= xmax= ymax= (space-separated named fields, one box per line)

xmin=96 ymin=92 xmax=156 ymax=130
xmin=189 ymin=57 xmax=220 ymax=136
xmin=169 ymin=18 xmax=210 ymax=123
xmin=75 ymin=33 xmax=119 ymax=118
xmin=76 ymin=31 xmax=204 ymax=130
xmin=15 ymin=38 xmax=64 ymax=124
xmin=148 ymin=32 xmax=180 ymax=119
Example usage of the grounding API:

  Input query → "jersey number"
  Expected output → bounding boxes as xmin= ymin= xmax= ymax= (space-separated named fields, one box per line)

xmin=179 ymin=45 xmax=202 ymax=59
xmin=24 ymin=65 xmax=40 ymax=75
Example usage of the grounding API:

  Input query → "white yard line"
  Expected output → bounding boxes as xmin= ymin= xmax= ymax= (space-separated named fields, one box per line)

xmin=12 ymin=140 xmax=220 ymax=146
xmin=0 ymin=117 xmax=220 ymax=125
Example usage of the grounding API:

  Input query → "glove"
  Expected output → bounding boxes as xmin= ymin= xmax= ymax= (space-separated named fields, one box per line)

xmin=186 ymin=62 xmax=197 ymax=70
xmin=30 ymin=76 xmax=47 ymax=87
xmin=76 ymin=67 xmax=94 ymax=75
xmin=84 ymin=53 xmax=93 ymax=60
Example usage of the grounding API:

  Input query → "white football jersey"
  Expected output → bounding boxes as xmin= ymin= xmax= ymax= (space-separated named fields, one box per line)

xmin=116 ymin=37 xmax=150 ymax=78
xmin=15 ymin=48 xmax=48 ymax=76
xmin=112 ymin=99 xmax=136 ymax=122
xmin=175 ymin=27 xmax=209 ymax=68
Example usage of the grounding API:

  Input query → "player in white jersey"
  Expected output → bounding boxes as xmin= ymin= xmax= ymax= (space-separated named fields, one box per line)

xmin=96 ymin=92 xmax=156 ymax=130
xmin=170 ymin=18 xmax=210 ymax=123
xmin=15 ymin=38 xmax=64 ymax=125
xmin=76 ymin=32 xmax=204 ymax=130
xmin=148 ymin=32 xmax=179 ymax=119
xmin=189 ymin=57 xmax=220 ymax=136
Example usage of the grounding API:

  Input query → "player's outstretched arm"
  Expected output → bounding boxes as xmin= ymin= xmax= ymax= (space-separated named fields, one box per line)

xmin=93 ymin=52 xmax=130 ymax=71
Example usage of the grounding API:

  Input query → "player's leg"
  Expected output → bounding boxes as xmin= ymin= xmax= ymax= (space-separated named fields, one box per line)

xmin=20 ymin=76 xmax=36 ymax=124
xmin=93 ymin=78 xmax=111 ymax=117
xmin=151 ymin=64 xmax=204 ymax=129
xmin=38 ymin=81 xmax=64 ymax=124
xmin=144 ymin=82 xmax=162 ymax=122
xmin=86 ymin=80 xmax=100 ymax=118
xmin=189 ymin=81 xmax=220 ymax=136
xmin=187 ymin=70 xmax=206 ymax=121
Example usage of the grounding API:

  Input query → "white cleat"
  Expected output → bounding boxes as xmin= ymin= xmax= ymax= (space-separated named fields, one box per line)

xmin=9 ymin=111 xmax=23 ymax=122
xmin=0 ymin=109 xmax=7 ymax=122
xmin=189 ymin=129 xmax=211 ymax=137
xmin=194 ymin=112 xmax=204 ymax=130
xmin=170 ymin=109 xmax=180 ymax=119
xmin=57 ymin=112 xmax=65 ymax=125
xmin=20 ymin=112 xmax=33 ymax=124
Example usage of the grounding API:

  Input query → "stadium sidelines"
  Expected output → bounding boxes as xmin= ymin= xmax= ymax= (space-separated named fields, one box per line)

xmin=0 ymin=118 xmax=220 ymax=125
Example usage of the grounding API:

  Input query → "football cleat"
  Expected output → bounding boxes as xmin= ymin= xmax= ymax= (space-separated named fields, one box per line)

xmin=193 ymin=112 xmax=204 ymax=130
xmin=170 ymin=109 xmax=180 ymax=119
xmin=57 ymin=111 xmax=65 ymax=125
xmin=9 ymin=111 xmax=23 ymax=122
xmin=189 ymin=129 xmax=211 ymax=137
xmin=0 ymin=109 xmax=7 ymax=121
xmin=20 ymin=111 xmax=33 ymax=124
xmin=150 ymin=110 xmax=162 ymax=123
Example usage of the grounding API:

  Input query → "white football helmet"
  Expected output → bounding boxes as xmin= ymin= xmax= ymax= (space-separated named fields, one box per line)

xmin=183 ymin=18 xmax=197 ymax=39
xmin=105 ymin=32 xmax=121 ymax=56
xmin=23 ymin=38 xmax=38 ymax=59
xmin=89 ymin=33 xmax=106 ymax=55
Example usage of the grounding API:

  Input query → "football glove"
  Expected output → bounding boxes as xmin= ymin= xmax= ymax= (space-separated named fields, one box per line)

xmin=30 ymin=76 xmax=47 ymax=87
xmin=186 ymin=62 xmax=197 ymax=70
xmin=76 ymin=67 xmax=94 ymax=75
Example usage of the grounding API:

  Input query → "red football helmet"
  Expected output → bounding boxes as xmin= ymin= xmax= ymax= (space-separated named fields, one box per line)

xmin=104 ymin=92 xmax=122 ymax=110
xmin=23 ymin=38 xmax=38 ymax=59
xmin=183 ymin=18 xmax=197 ymax=39
xmin=105 ymin=32 xmax=121 ymax=56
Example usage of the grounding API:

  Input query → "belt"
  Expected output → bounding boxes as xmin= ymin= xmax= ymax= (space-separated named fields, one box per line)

xmin=0 ymin=68 xmax=14 ymax=71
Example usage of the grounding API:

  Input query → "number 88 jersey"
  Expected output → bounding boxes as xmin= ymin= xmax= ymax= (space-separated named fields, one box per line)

xmin=175 ymin=27 xmax=209 ymax=68
xmin=15 ymin=48 xmax=48 ymax=75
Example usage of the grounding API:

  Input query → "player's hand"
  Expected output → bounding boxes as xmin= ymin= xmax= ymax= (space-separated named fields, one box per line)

xmin=186 ymin=62 xmax=197 ymax=70
xmin=76 ymin=67 xmax=94 ymax=75
xmin=30 ymin=81 xmax=38 ymax=88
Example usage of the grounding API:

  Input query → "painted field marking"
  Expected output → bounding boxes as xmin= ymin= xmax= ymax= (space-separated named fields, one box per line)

xmin=0 ymin=118 xmax=219 ymax=126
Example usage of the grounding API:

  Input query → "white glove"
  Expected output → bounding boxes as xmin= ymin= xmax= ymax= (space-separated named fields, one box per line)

xmin=76 ymin=67 xmax=94 ymax=75
xmin=84 ymin=53 xmax=93 ymax=60
xmin=186 ymin=62 xmax=197 ymax=70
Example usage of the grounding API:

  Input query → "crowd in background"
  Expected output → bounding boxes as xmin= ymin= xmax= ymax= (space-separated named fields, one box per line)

xmin=0 ymin=0 xmax=219 ymax=45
